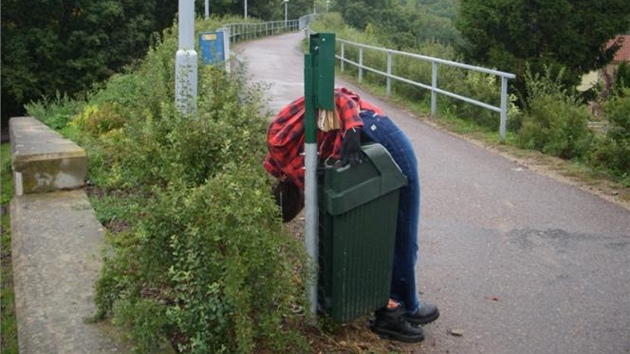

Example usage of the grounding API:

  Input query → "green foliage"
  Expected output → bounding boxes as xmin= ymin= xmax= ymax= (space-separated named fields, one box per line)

xmin=1 ymin=144 xmax=14 ymax=205
xmin=589 ymin=88 xmax=630 ymax=182
xmin=613 ymin=61 xmax=630 ymax=94
xmin=44 ymin=17 xmax=313 ymax=353
xmin=444 ymin=70 xmax=521 ymax=132
xmin=25 ymin=92 xmax=86 ymax=130
xmin=517 ymin=66 xmax=593 ymax=159
xmin=312 ymin=14 xmax=521 ymax=132
xmin=456 ymin=0 xmax=630 ymax=97
xmin=334 ymin=0 xmax=460 ymax=47
xmin=1 ymin=0 xmax=178 ymax=123
xmin=1 ymin=143 xmax=18 ymax=354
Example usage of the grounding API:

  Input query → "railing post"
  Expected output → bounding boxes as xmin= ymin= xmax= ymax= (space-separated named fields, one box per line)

xmin=500 ymin=76 xmax=508 ymax=140
xmin=431 ymin=61 xmax=438 ymax=117
xmin=341 ymin=43 xmax=345 ymax=73
xmin=359 ymin=47 xmax=364 ymax=84
xmin=386 ymin=50 xmax=392 ymax=96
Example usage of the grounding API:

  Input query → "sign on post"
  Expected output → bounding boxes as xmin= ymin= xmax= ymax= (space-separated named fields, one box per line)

xmin=199 ymin=31 xmax=226 ymax=65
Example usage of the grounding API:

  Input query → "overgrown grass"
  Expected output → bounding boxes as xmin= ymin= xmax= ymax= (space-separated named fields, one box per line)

xmin=1 ymin=142 xmax=18 ymax=354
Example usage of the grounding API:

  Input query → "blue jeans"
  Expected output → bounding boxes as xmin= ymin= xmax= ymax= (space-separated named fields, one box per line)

xmin=360 ymin=110 xmax=421 ymax=313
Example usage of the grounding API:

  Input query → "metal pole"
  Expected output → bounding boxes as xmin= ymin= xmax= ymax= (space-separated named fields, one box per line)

xmin=244 ymin=0 xmax=248 ymax=19
xmin=358 ymin=47 xmax=363 ymax=83
xmin=500 ymin=76 xmax=509 ymax=140
xmin=431 ymin=61 xmax=438 ymax=117
xmin=175 ymin=0 xmax=197 ymax=115
xmin=285 ymin=1 xmax=288 ymax=24
xmin=386 ymin=50 xmax=392 ymax=96
xmin=205 ymin=0 xmax=209 ymax=19
xmin=304 ymin=52 xmax=318 ymax=317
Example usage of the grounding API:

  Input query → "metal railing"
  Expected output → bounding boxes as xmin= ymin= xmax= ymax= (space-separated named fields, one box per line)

xmin=223 ymin=20 xmax=300 ymax=43
xmin=336 ymin=39 xmax=516 ymax=139
xmin=219 ymin=14 xmax=316 ymax=76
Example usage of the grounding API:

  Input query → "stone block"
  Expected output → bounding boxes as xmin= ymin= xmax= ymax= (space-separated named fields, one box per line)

xmin=9 ymin=117 xmax=87 ymax=195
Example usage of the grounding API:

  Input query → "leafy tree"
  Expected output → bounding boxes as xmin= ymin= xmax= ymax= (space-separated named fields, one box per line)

xmin=1 ymin=0 xmax=177 ymax=124
xmin=456 ymin=0 xmax=630 ymax=91
xmin=195 ymin=0 xmax=314 ymax=22
xmin=334 ymin=0 xmax=460 ymax=48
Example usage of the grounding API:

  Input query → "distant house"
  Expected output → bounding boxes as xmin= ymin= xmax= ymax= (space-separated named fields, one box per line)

xmin=603 ymin=34 xmax=630 ymax=75
xmin=578 ymin=34 xmax=630 ymax=92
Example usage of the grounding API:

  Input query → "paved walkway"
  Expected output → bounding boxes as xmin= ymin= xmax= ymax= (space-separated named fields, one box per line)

xmin=11 ymin=190 xmax=128 ymax=354
xmin=240 ymin=31 xmax=630 ymax=354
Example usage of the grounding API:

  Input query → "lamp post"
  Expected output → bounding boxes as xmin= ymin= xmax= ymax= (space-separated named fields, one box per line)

xmin=175 ymin=0 xmax=197 ymax=115
xmin=284 ymin=0 xmax=289 ymax=24
xmin=244 ymin=0 xmax=248 ymax=19
xmin=326 ymin=0 xmax=330 ymax=12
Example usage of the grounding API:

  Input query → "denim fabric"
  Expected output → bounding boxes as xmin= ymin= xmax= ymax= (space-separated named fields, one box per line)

xmin=360 ymin=110 xmax=421 ymax=313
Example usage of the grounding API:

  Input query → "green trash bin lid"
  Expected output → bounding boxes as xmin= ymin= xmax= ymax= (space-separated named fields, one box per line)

xmin=321 ymin=143 xmax=407 ymax=215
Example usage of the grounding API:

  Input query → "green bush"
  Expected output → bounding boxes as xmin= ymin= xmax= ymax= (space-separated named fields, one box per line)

xmin=26 ymin=17 xmax=312 ymax=353
xmin=25 ymin=91 xmax=85 ymax=130
xmin=98 ymin=171 xmax=310 ymax=354
xmin=517 ymin=66 xmax=593 ymax=159
xmin=589 ymin=88 xmax=630 ymax=182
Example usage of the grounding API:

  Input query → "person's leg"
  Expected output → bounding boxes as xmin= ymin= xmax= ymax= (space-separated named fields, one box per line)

xmin=360 ymin=111 xmax=420 ymax=312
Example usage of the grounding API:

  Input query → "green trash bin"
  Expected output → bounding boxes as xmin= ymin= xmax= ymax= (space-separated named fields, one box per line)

xmin=318 ymin=142 xmax=407 ymax=322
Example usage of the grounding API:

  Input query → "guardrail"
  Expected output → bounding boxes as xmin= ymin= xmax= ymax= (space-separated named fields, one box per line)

xmin=217 ymin=17 xmax=514 ymax=139
xmin=219 ymin=14 xmax=316 ymax=76
xmin=223 ymin=20 xmax=300 ymax=43
xmin=336 ymin=39 xmax=516 ymax=139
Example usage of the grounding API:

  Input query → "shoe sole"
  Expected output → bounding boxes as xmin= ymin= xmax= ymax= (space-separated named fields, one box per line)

xmin=370 ymin=328 xmax=425 ymax=343
xmin=407 ymin=309 xmax=440 ymax=326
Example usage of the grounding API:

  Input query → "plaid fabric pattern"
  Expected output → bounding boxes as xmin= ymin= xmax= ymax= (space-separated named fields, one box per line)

xmin=263 ymin=87 xmax=383 ymax=188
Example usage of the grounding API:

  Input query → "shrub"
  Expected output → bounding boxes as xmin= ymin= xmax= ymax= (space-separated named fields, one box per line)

xmin=25 ymin=91 xmax=85 ymax=130
xmin=97 ymin=171 xmax=310 ymax=354
xmin=516 ymin=65 xmax=593 ymax=159
xmin=589 ymin=88 xmax=630 ymax=182
xmin=55 ymin=17 xmax=314 ymax=353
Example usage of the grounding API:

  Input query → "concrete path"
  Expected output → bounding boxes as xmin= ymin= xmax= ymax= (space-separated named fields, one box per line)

xmin=239 ymin=31 xmax=630 ymax=354
xmin=8 ymin=116 xmax=130 ymax=353
xmin=11 ymin=190 xmax=128 ymax=354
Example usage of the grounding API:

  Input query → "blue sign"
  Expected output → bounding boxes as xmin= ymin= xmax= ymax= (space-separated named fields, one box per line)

xmin=199 ymin=31 xmax=225 ymax=65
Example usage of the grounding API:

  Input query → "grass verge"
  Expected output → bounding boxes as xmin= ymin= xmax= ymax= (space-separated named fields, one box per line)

xmin=1 ymin=141 xmax=18 ymax=354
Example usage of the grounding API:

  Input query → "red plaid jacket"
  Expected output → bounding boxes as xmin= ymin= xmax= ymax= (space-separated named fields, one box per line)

xmin=263 ymin=87 xmax=382 ymax=188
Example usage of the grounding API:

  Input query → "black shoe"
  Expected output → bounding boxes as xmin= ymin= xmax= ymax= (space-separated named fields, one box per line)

xmin=406 ymin=302 xmax=439 ymax=325
xmin=370 ymin=305 xmax=425 ymax=343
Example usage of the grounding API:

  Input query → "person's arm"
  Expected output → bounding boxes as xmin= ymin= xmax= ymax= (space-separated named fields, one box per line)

xmin=265 ymin=96 xmax=307 ymax=188
xmin=335 ymin=91 xmax=365 ymax=166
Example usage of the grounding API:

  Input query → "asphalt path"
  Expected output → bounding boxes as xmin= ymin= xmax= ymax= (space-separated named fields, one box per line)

xmin=238 ymin=31 xmax=630 ymax=354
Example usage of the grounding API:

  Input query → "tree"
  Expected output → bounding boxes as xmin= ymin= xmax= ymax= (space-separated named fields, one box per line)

xmin=196 ymin=0 xmax=314 ymax=22
xmin=1 ymin=0 xmax=177 ymax=123
xmin=456 ymin=0 xmax=630 ymax=90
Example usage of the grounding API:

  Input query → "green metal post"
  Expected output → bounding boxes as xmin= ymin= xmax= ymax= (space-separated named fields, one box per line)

xmin=304 ymin=32 xmax=336 ymax=317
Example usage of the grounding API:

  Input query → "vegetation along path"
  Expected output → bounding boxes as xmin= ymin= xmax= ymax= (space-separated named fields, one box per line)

xmin=240 ymin=31 xmax=630 ymax=354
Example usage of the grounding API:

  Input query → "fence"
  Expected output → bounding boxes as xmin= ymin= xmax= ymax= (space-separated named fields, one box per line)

xmin=336 ymin=39 xmax=516 ymax=139
xmin=216 ymin=17 xmax=515 ymax=138
xmin=220 ymin=14 xmax=316 ymax=76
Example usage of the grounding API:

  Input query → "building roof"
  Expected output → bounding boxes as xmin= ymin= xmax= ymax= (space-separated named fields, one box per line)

xmin=607 ymin=35 xmax=630 ymax=63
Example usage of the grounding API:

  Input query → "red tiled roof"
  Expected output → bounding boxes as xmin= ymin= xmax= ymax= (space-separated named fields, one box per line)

xmin=607 ymin=35 xmax=630 ymax=63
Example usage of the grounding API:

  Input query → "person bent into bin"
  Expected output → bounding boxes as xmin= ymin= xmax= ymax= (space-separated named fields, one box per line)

xmin=263 ymin=87 xmax=439 ymax=343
